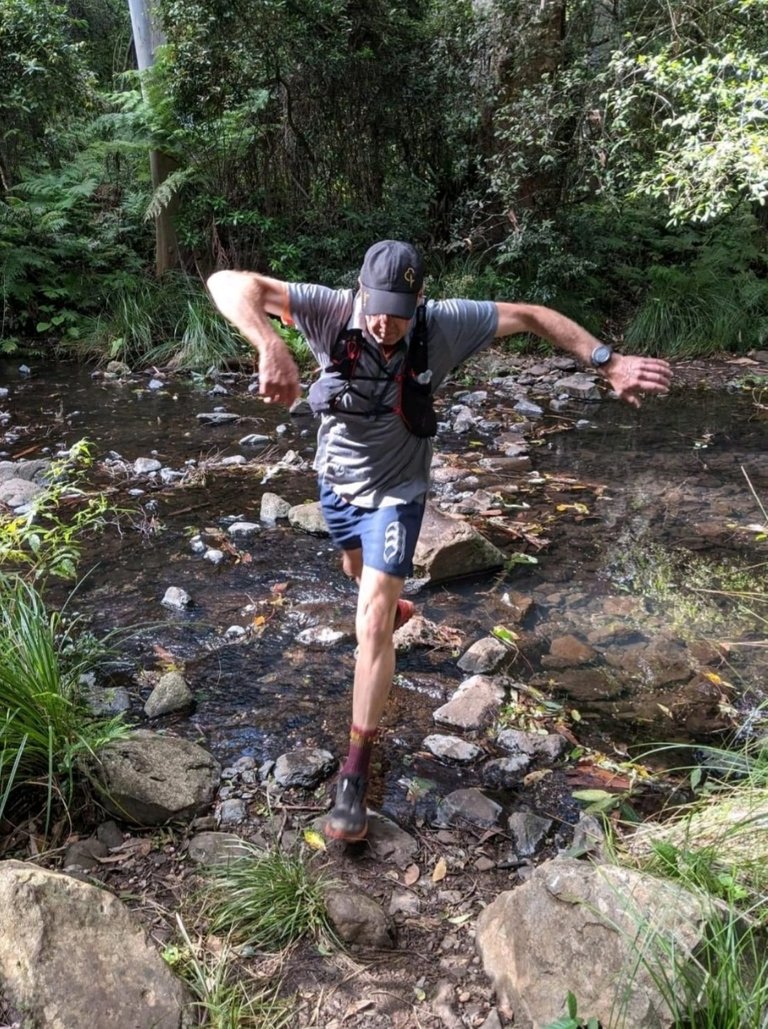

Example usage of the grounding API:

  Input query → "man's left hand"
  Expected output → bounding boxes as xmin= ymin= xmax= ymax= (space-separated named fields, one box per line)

xmin=605 ymin=355 xmax=673 ymax=409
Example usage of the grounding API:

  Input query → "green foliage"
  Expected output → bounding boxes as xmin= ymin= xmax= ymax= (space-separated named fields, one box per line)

xmin=0 ymin=574 xmax=128 ymax=828
xmin=167 ymin=917 xmax=294 ymax=1028
xmin=204 ymin=846 xmax=337 ymax=952
xmin=72 ymin=272 xmax=261 ymax=370
xmin=0 ymin=440 xmax=110 ymax=581
xmin=607 ymin=531 xmax=768 ymax=638
xmin=544 ymin=992 xmax=601 ymax=1029
xmin=0 ymin=0 xmax=96 ymax=184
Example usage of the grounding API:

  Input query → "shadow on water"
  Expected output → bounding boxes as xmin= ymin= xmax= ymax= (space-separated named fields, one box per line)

xmin=3 ymin=359 xmax=768 ymax=822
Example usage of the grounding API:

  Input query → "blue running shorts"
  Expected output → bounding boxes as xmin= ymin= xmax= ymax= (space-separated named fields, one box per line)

xmin=319 ymin=482 xmax=426 ymax=578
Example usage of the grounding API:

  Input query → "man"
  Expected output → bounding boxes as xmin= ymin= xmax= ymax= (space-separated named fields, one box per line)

xmin=207 ymin=240 xmax=672 ymax=842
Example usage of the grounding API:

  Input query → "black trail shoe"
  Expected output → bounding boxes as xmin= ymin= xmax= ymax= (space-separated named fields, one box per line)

xmin=324 ymin=774 xmax=368 ymax=841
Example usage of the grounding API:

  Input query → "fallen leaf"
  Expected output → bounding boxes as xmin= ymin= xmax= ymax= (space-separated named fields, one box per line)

xmin=404 ymin=863 xmax=420 ymax=886
xmin=302 ymin=829 xmax=327 ymax=852
xmin=523 ymin=769 xmax=552 ymax=786
xmin=432 ymin=857 xmax=448 ymax=882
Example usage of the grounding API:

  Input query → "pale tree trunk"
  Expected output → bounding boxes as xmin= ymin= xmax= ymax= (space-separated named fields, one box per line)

xmin=127 ymin=0 xmax=180 ymax=276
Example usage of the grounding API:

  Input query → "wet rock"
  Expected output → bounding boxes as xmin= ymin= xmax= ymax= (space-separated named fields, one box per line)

xmin=551 ymin=667 xmax=625 ymax=702
xmin=496 ymin=728 xmax=567 ymax=762
xmin=90 ymin=729 xmax=220 ymax=825
xmin=148 ymin=378 xmax=164 ymax=391
xmin=457 ymin=638 xmax=509 ymax=674
xmin=394 ymin=615 xmax=453 ymax=652
xmin=288 ymin=501 xmax=329 ymax=535
xmin=542 ymin=634 xmax=597 ymax=667
xmin=435 ymin=789 xmax=502 ymax=829
xmin=161 ymin=586 xmax=192 ymax=609
xmin=499 ymin=590 xmax=534 ymax=622
xmin=423 ymin=734 xmax=483 ymax=764
xmin=295 ymin=625 xmax=348 ymax=648
xmin=0 ymin=861 xmax=189 ymax=1028
xmin=228 ymin=521 xmax=260 ymax=538
xmin=507 ymin=810 xmax=553 ymax=856
xmin=273 ymin=747 xmax=336 ymax=789
xmin=204 ymin=548 xmax=225 ymax=564
xmin=83 ymin=684 xmax=131 ymax=717
xmin=239 ymin=432 xmax=271 ymax=445
xmin=0 ymin=458 xmax=50 ymax=482
xmin=196 ymin=411 xmax=240 ymax=424
xmin=413 ymin=503 xmax=505 ymax=584
xmin=190 ymin=535 xmax=206 ymax=553
xmin=476 ymin=857 xmax=715 ymax=1029
xmin=480 ymin=755 xmax=531 ymax=787
xmin=0 ymin=477 xmax=44 ymax=507
xmin=513 ymin=398 xmax=544 ymax=417
xmin=477 ymin=455 xmax=532 ymax=474
xmin=289 ymin=398 xmax=313 ymax=417
xmin=224 ymin=624 xmax=246 ymax=639
xmin=133 ymin=457 xmax=162 ymax=474
xmin=324 ymin=887 xmax=395 ymax=949
xmin=0 ymin=387 xmax=8 ymax=399
xmin=553 ymin=372 xmax=601 ymax=400
xmin=433 ymin=675 xmax=506 ymax=730
xmin=144 ymin=670 xmax=194 ymax=718
xmin=365 ymin=812 xmax=419 ymax=868
xmin=64 ymin=836 xmax=108 ymax=871
xmin=187 ymin=831 xmax=259 ymax=865
xmin=260 ymin=491 xmax=292 ymax=524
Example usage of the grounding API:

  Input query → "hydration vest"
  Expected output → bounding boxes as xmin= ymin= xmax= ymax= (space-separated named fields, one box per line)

xmin=307 ymin=303 xmax=437 ymax=438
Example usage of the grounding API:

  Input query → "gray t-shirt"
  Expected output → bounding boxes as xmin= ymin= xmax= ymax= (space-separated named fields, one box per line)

xmin=287 ymin=284 xmax=498 ymax=507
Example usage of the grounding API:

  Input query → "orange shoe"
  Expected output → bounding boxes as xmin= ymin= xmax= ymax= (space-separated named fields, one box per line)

xmin=393 ymin=598 xmax=415 ymax=632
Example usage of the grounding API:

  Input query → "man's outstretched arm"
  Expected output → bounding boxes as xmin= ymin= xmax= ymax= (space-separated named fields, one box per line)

xmin=207 ymin=270 xmax=301 ymax=406
xmin=495 ymin=302 xmax=672 ymax=409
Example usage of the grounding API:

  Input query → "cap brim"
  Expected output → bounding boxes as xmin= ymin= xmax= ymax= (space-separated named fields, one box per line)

xmin=360 ymin=287 xmax=417 ymax=319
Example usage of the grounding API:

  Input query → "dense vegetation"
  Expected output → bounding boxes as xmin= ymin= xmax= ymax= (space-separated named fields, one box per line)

xmin=1 ymin=0 xmax=767 ymax=365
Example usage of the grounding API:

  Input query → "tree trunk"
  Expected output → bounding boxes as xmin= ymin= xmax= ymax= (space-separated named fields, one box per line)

xmin=127 ymin=0 xmax=180 ymax=277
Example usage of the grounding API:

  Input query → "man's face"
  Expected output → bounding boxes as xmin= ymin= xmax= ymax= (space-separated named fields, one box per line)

xmin=364 ymin=313 xmax=412 ymax=347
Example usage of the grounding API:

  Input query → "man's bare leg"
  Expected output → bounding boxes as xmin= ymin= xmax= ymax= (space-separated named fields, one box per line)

xmin=325 ymin=554 xmax=403 ymax=840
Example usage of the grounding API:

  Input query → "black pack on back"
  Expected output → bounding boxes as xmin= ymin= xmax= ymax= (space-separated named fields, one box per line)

xmin=308 ymin=303 xmax=437 ymax=438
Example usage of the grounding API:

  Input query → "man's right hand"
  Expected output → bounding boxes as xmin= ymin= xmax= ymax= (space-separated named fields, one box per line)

xmin=258 ymin=341 xmax=301 ymax=406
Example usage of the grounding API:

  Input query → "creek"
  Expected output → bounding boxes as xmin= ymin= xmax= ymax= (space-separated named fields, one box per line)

xmin=2 ymin=354 xmax=768 ymax=827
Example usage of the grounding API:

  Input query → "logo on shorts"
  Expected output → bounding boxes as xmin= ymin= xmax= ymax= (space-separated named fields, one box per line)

xmin=383 ymin=521 xmax=406 ymax=566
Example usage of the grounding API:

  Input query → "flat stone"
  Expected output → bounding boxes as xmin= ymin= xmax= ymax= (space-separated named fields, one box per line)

xmin=196 ymin=412 xmax=240 ymax=424
xmin=433 ymin=675 xmax=506 ymax=730
xmin=457 ymin=638 xmax=509 ymax=674
xmin=133 ymin=457 xmax=161 ymax=474
xmin=435 ymin=788 xmax=502 ymax=829
xmin=423 ymin=734 xmax=483 ymax=764
xmin=273 ymin=748 xmax=336 ymax=789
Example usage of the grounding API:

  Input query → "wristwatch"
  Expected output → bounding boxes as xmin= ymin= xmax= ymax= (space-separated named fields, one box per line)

xmin=590 ymin=344 xmax=614 ymax=368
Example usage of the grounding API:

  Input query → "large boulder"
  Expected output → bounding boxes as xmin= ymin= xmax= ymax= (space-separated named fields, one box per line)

xmin=0 ymin=861 xmax=188 ymax=1028
xmin=476 ymin=857 xmax=714 ymax=1028
xmin=90 ymin=729 xmax=220 ymax=825
xmin=413 ymin=503 xmax=506 ymax=583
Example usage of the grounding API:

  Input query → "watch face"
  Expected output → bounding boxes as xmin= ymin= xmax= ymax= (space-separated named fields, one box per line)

xmin=592 ymin=344 xmax=613 ymax=366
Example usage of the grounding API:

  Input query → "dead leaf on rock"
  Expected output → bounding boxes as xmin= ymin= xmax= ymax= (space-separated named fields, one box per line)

xmin=404 ymin=863 xmax=420 ymax=886
xmin=522 ymin=768 xmax=552 ymax=787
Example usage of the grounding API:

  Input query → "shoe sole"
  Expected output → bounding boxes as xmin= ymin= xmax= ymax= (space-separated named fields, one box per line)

xmin=323 ymin=818 xmax=368 ymax=842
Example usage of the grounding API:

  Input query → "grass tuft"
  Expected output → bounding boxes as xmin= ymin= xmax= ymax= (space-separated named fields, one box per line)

xmin=203 ymin=845 xmax=338 ymax=953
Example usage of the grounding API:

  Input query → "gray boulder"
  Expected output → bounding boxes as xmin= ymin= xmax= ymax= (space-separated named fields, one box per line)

xmin=476 ymin=857 xmax=716 ymax=1029
xmin=0 ymin=861 xmax=188 ymax=1028
xmin=413 ymin=503 xmax=505 ymax=583
xmin=90 ymin=729 xmax=220 ymax=825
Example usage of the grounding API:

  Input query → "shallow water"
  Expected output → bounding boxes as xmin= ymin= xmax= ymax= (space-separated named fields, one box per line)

xmin=3 ymin=358 xmax=767 ymax=821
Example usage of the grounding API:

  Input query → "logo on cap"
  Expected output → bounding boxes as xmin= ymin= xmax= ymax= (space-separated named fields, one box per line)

xmin=404 ymin=267 xmax=416 ymax=287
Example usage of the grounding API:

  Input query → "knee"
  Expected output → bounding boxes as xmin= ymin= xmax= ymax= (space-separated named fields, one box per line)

xmin=356 ymin=595 xmax=395 ymax=646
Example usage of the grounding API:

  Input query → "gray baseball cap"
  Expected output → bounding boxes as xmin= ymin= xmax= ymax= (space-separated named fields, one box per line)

xmin=359 ymin=240 xmax=424 ymax=318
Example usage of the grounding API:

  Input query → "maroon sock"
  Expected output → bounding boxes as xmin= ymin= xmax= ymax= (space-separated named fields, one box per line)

xmin=340 ymin=724 xmax=377 ymax=780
